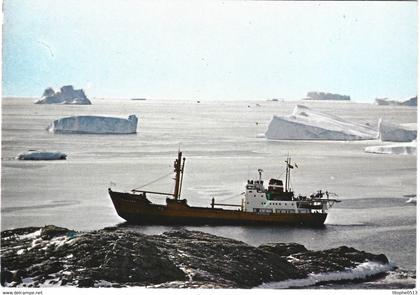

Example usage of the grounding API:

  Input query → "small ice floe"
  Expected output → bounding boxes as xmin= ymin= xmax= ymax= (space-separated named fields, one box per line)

xmin=264 ymin=105 xmax=377 ymax=140
xmin=17 ymin=150 xmax=67 ymax=160
xmin=364 ymin=141 xmax=416 ymax=155
xmin=47 ymin=115 xmax=138 ymax=134
xmin=378 ymin=118 xmax=417 ymax=142
xmin=257 ymin=261 xmax=394 ymax=289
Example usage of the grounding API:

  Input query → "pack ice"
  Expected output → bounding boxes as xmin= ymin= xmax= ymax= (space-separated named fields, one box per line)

xmin=17 ymin=150 xmax=67 ymax=160
xmin=35 ymin=85 xmax=91 ymax=105
xmin=264 ymin=105 xmax=377 ymax=140
xmin=378 ymin=119 xmax=417 ymax=142
xmin=47 ymin=115 xmax=138 ymax=134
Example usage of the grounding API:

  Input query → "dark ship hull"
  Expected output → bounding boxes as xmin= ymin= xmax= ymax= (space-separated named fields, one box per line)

xmin=109 ymin=189 xmax=327 ymax=226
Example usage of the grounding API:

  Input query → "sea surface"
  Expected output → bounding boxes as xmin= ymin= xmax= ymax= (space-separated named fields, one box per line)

xmin=1 ymin=97 xmax=417 ymax=288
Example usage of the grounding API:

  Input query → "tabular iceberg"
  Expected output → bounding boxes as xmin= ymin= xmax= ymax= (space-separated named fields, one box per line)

xmin=17 ymin=151 xmax=67 ymax=160
xmin=264 ymin=105 xmax=377 ymax=140
xmin=47 ymin=115 xmax=138 ymax=134
xmin=378 ymin=119 xmax=417 ymax=142
xmin=35 ymin=85 xmax=92 ymax=105
xmin=364 ymin=141 xmax=416 ymax=155
xmin=304 ymin=92 xmax=350 ymax=101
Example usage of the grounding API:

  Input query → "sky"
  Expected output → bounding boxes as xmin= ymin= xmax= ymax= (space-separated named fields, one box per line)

xmin=2 ymin=0 xmax=417 ymax=102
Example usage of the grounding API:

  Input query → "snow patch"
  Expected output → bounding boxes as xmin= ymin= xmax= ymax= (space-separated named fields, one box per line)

xmin=378 ymin=118 xmax=417 ymax=142
xmin=18 ymin=229 xmax=41 ymax=240
xmin=265 ymin=105 xmax=377 ymax=140
xmin=21 ymin=277 xmax=34 ymax=284
xmin=94 ymin=280 xmax=114 ymax=287
xmin=258 ymin=261 xmax=394 ymax=289
xmin=47 ymin=115 xmax=138 ymax=134
xmin=365 ymin=141 xmax=416 ymax=155
xmin=17 ymin=150 xmax=67 ymax=160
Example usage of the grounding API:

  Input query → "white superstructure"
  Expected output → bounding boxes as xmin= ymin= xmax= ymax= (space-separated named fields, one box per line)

xmin=242 ymin=158 xmax=336 ymax=215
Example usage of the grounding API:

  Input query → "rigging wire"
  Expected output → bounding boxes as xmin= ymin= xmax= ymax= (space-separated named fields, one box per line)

xmin=131 ymin=171 xmax=173 ymax=191
xmin=219 ymin=193 xmax=244 ymax=202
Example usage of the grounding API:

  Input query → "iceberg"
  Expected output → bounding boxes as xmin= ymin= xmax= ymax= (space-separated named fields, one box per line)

xmin=264 ymin=105 xmax=377 ymax=140
xmin=378 ymin=119 xmax=417 ymax=142
xmin=375 ymin=97 xmax=417 ymax=107
xmin=364 ymin=141 xmax=416 ymax=155
xmin=47 ymin=115 xmax=138 ymax=134
xmin=35 ymin=85 xmax=92 ymax=105
xmin=304 ymin=92 xmax=350 ymax=101
xmin=17 ymin=151 xmax=67 ymax=160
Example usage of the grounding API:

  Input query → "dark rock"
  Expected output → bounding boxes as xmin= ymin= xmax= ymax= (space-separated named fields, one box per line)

xmin=43 ymin=261 xmax=63 ymax=274
xmin=288 ymin=246 xmax=390 ymax=274
xmin=258 ymin=243 xmax=308 ymax=257
xmin=40 ymin=225 xmax=71 ymax=239
xmin=1 ymin=270 xmax=14 ymax=286
xmin=151 ymin=229 xmax=306 ymax=287
xmin=78 ymin=278 xmax=94 ymax=287
xmin=1 ymin=225 xmax=392 ymax=288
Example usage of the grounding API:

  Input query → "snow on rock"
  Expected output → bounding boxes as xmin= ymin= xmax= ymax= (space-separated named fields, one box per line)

xmin=1 ymin=226 xmax=391 ymax=288
xmin=264 ymin=105 xmax=377 ymax=140
xmin=304 ymin=92 xmax=350 ymax=101
xmin=378 ymin=118 xmax=417 ymax=142
xmin=258 ymin=261 xmax=394 ymax=289
xmin=47 ymin=115 xmax=138 ymax=134
xmin=17 ymin=151 xmax=67 ymax=160
xmin=364 ymin=141 xmax=417 ymax=155
xmin=35 ymin=85 xmax=92 ymax=105
xmin=375 ymin=97 xmax=417 ymax=107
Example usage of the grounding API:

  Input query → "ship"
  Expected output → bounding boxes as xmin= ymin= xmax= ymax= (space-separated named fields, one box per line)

xmin=108 ymin=151 xmax=340 ymax=226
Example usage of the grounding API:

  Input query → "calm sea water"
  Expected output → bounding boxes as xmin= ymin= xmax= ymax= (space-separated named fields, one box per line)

xmin=1 ymin=97 xmax=417 ymax=287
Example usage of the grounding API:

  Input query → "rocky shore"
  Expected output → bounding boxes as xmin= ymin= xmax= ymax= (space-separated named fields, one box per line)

xmin=1 ymin=225 xmax=395 ymax=288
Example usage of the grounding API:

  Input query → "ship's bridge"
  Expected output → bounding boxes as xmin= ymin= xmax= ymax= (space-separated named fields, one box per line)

xmin=246 ymin=179 xmax=265 ymax=192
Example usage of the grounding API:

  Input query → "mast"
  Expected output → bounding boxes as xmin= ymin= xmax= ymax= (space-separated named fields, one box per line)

xmin=178 ymin=156 xmax=186 ymax=198
xmin=285 ymin=156 xmax=291 ymax=192
xmin=285 ymin=157 xmax=288 ymax=192
xmin=173 ymin=151 xmax=182 ymax=199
